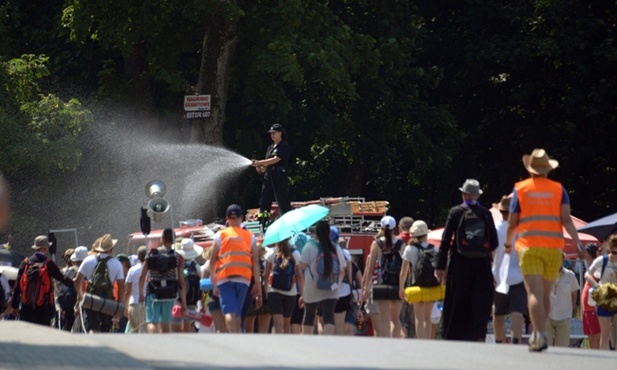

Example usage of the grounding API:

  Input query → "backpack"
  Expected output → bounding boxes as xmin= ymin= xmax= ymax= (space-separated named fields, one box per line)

xmin=57 ymin=267 xmax=78 ymax=310
xmin=270 ymin=254 xmax=296 ymax=291
xmin=147 ymin=248 xmax=179 ymax=300
xmin=456 ymin=204 xmax=490 ymax=258
xmin=412 ymin=244 xmax=440 ymax=287
xmin=314 ymin=244 xmax=341 ymax=291
xmin=184 ymin=260 xmax=201 ymax=306
xmin=19 ymin=257 xmax=53 ymax=308
xmin=87 ymin=256 xmax=114 ymax=298
xmin=377 ymin=238 xmax=404 ymax=286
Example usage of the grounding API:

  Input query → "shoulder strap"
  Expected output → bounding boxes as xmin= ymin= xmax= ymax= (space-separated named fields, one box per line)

xmin=601 ymin=255 xmax=609 ymax=280
xmin=375 ymin=237 xmax=384 ymax=249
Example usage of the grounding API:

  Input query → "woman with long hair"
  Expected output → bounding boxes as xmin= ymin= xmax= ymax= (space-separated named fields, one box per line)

xmin=264 ymin=239 xmax=303 ymax=333
xmin=299 ymin=220 xmax=346 ymax=335
xmin=361 ymin=216 xmax=405 ymax=337
xmin=580 ymin=243 xmax=601 ymax=349
xmin=585 ymin=235 xmax=617 ymax=350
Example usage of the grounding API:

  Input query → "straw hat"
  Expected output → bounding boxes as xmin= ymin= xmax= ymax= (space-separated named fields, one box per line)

xmin=92 ymin=234 xmax=118 ymax=253
xmin=522 ymin=149 xmax=559 ymax=175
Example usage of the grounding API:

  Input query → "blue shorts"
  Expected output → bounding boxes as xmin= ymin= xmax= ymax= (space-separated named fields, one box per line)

xmin=145 ymin=294 xmax=175 ymax=324
xmin=218 ymin=281 xmax=249 ymax=317
xmin=596 ymin=306 xmax=617 ymax=317
xmin=345 ymin=301 xmax=358 ymax=324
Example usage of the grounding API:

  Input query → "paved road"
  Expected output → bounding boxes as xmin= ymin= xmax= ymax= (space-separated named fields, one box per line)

xmin=1 ymin=321 xmax=616 ymax=370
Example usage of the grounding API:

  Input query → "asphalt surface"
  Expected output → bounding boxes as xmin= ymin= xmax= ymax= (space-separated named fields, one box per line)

xmin=1 ymin=321 xmax=616 ymax=370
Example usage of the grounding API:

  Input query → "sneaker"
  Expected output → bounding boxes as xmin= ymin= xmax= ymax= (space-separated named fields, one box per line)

xmin=528 ymin=334 xmax=548 ymax=352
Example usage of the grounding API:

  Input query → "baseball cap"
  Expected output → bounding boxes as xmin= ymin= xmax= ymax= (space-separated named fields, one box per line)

xmin=268 ymin=123 xmax=284 ymax=133
xmin=329 ymin=226 xmax=340 ymax=242
xmin=226 ymin=204 xmax=243 ymax=218
xmin=380 ymin=215 xmax=396 ymax=230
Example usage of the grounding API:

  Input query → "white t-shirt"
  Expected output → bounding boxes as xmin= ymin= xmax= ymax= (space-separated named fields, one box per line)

xmin=588 ymin=255 xmax=617 ymax=285
xmin=492 ymin=220 xmax=523 ymax=289
xmin=548 ymin=268 xmax=579 ymax=321
xmin=339 ymin=249 xmax=352 ymax=298
xmin=125 ymin=262 xmax=145 ymax=305
xmin=78 ymin=253 xmax=125 ymax=283
xmin=0 ymin=273 xmax=9 ymax=302
xmin=300 ymin=241 xmax=347 ymax=304
xmin=264 ymin=248 xmax=301 ymax=296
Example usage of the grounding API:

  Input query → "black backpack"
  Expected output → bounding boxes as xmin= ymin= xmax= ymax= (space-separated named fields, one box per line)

xmin=184 ymin=260 xmax=201 ymax=306
xmin=412 ymin=244 xmax=440 ymax=287
xmin=377 ymin=238 xmax=404 ymax=286
xmin=270 ymin=254 xmax=296 ymax=291
xmin=456 ymin=204 xmax=490 ymax=258
xmin=57 ymin=267 xmax=78 ymax=310
xmin=147 ymin=248 xmax=179 ymax=300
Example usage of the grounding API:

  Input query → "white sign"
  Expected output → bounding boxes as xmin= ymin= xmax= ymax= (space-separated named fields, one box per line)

xmin=184 ymin=95 xmax=211 ymax=112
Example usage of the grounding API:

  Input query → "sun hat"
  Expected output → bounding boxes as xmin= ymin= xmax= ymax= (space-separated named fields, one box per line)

xmin=380 ymin=215 xmax=396 ymax=230
xmin=31 ymin=235 xmax=50 ymax=250
xmin=92 ymin=234 xmax=118 ymax=253
xmin=522 ymin=148 xmax=559 ymax=175
xmin=492 ymin=195 xmax=512 ymax=212
xmin=70 ymin=246 xmax=89 ymax=262
xmin=410 ymin=220 xmax=430 ymax=237
xmin=177 ymin=238 xmax=204 ymax=260
xmin=458 ymin=179 xmax=483 ymax=195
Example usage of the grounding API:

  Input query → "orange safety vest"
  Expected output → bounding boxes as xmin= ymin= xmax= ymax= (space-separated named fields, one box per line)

xmin=514 ymin=177 xmax=564 ymax=250
xmin=215 ymin=227 xmax=253 ymax=282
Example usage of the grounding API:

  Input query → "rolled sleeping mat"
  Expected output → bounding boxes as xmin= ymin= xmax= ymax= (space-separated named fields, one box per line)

xmin=200 ymin=278 xmax=213 ymax=291
xmin=404 ymin=285 xmax=445 ymax=303
xmin=81 ymin=293 xmax=125 ymax=317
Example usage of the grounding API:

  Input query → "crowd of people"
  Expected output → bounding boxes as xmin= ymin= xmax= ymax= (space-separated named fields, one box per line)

xmin=1 ymin=148 xmax=616 ymax=354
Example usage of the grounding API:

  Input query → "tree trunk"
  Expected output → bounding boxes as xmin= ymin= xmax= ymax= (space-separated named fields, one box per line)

xmin=192 ymin=2 xmax=238 ymax=145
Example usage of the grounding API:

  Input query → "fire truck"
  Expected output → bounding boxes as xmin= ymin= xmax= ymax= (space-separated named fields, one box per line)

xmin=126 ymin=197 xmax=389 ymax=270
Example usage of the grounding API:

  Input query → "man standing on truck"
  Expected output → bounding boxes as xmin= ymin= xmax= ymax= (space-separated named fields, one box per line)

xmin=251 ymin=124 xmax=292 ymax=228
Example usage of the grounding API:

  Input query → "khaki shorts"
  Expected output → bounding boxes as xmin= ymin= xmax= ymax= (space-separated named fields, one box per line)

xmin=518 ymin=247 xmax=562 ymax=280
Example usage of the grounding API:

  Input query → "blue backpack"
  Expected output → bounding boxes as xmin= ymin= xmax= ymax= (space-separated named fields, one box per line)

xmin=314 ymin=244 xmax=340 ymax=291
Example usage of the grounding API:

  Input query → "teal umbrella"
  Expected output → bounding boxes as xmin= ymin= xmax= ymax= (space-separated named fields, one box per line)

xmin=262 ymin=204 xmax=329 ymax=246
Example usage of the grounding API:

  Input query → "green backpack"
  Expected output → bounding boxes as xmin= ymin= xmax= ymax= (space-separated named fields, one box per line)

xmin=87 ymin=256 xmax=114 ymax=298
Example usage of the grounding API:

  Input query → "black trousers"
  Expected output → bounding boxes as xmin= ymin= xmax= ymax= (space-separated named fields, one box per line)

xmin=19 ymin=304 xmax=54 ymax=327
xmin=259 ymin=170 xmax=292 ymax=215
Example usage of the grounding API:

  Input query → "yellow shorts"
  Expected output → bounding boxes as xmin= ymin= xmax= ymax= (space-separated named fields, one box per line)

xmin=518 ymin=247 xmax=562 ymax=280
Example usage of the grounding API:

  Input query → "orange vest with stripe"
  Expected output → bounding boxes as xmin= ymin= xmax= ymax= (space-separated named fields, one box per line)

xmin=215 ymin=227 xmax=253 ymax=282
xmin=514 ymin=177 xmax=564 ymax=250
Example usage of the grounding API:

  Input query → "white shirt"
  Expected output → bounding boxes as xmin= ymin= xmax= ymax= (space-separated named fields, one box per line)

xmin=264 ymin=248 xmax=301 ymax=296
xmin=125 ymin=262 xmax=145 ymax=304
xmin=588 ymin=255 xmax=617 ymax=285
xmin=492 ymin=220 xmax=523 ymax=293
xmin=548 ymin=268 xmax=579 ymax=321
xmin=339 ymin=249 xmax=352 ymax=297
xmin=78 ymin=253 xmax=125 ymax=282
xmin=0 ymin=273 xmax=9 ymax=302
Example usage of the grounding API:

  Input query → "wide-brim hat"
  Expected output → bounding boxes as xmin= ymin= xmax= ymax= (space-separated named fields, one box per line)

xmin=522 ymin=148 xmax=559 ymax=175
xmin=410 ymin=220 xmax=430 ymax=237
xmin=492 ymin=195 xmax=512 ymax=212
xmin=31 ymin=235 xmax=50 ymax=250
xmin=92 ymin=234 xmax=118 ymax=253
xmin=177 ymin=238 xmax=203 ymax=260
xmin=458 ymin=179 xmax=483 ymax=195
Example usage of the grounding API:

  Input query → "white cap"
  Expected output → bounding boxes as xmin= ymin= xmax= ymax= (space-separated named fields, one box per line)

xmin=380 ymin=215 xmax=396 ymax=230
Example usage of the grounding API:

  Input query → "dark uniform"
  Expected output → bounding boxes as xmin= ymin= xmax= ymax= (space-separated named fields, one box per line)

xmin=258 ymin=140 xmax=292 ymax=222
